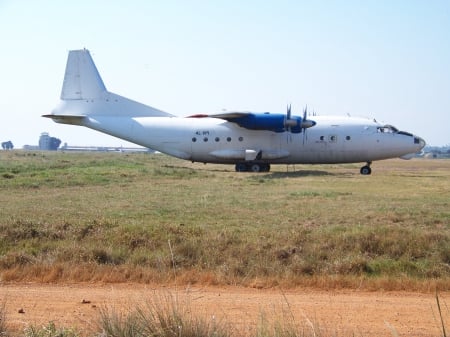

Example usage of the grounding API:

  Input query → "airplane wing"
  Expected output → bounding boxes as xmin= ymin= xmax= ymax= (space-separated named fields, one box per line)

xmin=187 ymin=112 xmax=250 ymax=119
xmin=209 ymin=112 xmax=253 ymax=119
xmin=188 ymin=111 xmax=299 ymax=133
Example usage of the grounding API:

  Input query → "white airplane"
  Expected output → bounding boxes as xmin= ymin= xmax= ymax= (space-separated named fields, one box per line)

xmin=44 ymin=49 xmax=426 ymax=174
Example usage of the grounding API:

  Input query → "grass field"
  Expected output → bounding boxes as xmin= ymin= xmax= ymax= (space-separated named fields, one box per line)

xmin=0 ymin=150 xmax=449 ymax=290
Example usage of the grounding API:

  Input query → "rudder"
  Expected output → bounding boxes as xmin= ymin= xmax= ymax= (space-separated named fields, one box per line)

xmin=61 ymin=49 xmax=106 ymax=100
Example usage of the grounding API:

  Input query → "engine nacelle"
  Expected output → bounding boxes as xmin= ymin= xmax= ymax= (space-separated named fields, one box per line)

xmin=190 ymin=112 xmax=316 ymax=133
xmin=232 ymin=113 xmax=304 ymax=133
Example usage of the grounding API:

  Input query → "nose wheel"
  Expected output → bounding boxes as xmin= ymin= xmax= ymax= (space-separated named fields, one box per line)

xmin=360 ymin=162 xmax=372 ymax=175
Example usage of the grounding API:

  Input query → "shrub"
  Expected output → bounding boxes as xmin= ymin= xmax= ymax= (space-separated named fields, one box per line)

xmin=99 ymin=293 xmax=231 ymax=337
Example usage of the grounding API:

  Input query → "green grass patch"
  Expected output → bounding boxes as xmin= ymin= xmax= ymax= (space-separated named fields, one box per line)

xmin=0 ymin=151 xmax=449 ymax=289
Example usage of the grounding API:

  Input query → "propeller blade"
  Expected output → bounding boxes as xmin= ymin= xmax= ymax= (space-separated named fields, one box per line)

xmin=301 ymin=105 xmax=314 ymax=145
xmin=285 ymin=104 xmax=292 ymax=134
xmin=301 ymin=105 xmax=316 ymax=129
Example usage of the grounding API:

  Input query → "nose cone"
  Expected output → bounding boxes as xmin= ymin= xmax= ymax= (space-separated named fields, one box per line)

xmin=301 ymin=119 xmax=316 ymax=128
xmin=398 ymin=132 xmax=426 ymax=160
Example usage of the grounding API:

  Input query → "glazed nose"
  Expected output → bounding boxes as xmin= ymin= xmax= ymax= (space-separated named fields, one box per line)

xmin=414 ymin=136 xmax=426 ymax=149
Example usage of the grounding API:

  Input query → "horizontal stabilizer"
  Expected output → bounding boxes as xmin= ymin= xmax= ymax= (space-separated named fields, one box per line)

xmin=42 ymin=114 xmax=86 ymax=125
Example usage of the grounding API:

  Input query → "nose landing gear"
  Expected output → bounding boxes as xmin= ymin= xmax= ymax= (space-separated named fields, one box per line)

xmin=360 ymin=161 xmax=372 ymax=175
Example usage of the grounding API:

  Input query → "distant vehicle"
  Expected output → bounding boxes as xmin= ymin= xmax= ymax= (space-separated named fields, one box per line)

xmin=44 ymin=49 xmax=425 ymax=174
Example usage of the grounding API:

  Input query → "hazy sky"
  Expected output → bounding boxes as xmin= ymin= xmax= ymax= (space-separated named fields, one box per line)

xmin=1 ymin=1 xmax=449 ymax=147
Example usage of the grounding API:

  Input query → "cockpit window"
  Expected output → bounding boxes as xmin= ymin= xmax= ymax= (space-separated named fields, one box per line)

xmin=377 ymin=125 xmax=399 ymax=133
xmin=397 ymin=131 xmax=414 ymax=137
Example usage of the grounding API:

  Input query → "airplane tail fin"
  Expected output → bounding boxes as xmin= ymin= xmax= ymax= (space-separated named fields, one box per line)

xmin=61 ymin=49 xmax=106 ymax=100
xmin=44 ymin=49 xmax=173 ymax=123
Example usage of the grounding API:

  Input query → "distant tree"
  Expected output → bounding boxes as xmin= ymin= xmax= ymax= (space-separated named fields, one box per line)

xmin=49 ymin=137 xmax=61 ymax=150
xmin=1 ymin=141 xmax=13 ymax=150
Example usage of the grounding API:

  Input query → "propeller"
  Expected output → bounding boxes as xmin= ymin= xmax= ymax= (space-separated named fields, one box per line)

xmin=284 ymin=104 xmax=298 ymax=130
xmin=284 ymin=104 xmax=316 ymax=144
xmin=301 ymin=105 xmax=316 ymax=145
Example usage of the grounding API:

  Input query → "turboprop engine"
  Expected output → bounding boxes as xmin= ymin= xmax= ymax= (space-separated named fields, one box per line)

xmin=233 ymin=113 xmax=305 ymax=133
xmin=207 ymin=106 xmax=316 ymax=133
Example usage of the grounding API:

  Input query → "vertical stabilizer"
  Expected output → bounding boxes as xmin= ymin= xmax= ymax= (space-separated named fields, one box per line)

xmin=46 ymin=48 xmax=174 ymax=120
xmin=61 ymin=49 xmax=106 ymax=100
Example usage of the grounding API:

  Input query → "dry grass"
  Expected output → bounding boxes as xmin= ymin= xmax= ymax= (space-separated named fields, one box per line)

xmin=0 ymin=301 xmax=7 ymax=337
xmin=23 ymin=322 xmax=79 ymax=337
xmin=0 ymin=151 xmax=449 ymax=290
xmin=99 ymin=293 xmax=232 ymax=337
xmin=98 ymin=294 xmax=337 ymax=337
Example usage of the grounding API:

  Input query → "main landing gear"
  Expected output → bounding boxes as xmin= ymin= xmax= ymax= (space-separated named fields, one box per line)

xmin=360 ymin=161 xmax=372 ymax=175
xmin=235 ymin=162 xmax=372 ymax=174
xmin=235 ymin=162 xmax=271 ymax=172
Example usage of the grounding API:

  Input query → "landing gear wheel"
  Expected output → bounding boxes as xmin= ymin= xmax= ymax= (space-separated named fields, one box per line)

xmin=249 ymin=163 xmax=262 ymax=172
xmin=262 ymin=163 xmax=271 ymax=172
xmin=235 ymin=163 xmax=247 ymax=172
xmin=360 ymin=165 xmax=372 ymax=175
xmin=235 ymin=162 xmax=270 ymax=172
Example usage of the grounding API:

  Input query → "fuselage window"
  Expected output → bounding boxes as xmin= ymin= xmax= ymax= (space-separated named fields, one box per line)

xmin=238 ymin=136 xmax=244 ymax=142
xmin=192 ymin=137 xmax=197 ymax=142
xmin=329 ymin=135 xmax=337 ymax=142
xmin=215 ymin=137 xmax=220 ymax=142
xmin=346 ymin=136 xmax=351 ymax=141
xmin=227 ymin=137 xmax=232 ymax=142
xmin=320 ymin=136 xmax=325 ymax=141
xmin=203 ymin=137 xmax=208 ymax=142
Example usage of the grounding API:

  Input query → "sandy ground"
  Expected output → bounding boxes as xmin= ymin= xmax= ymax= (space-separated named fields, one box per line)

xmin=0 ymin=283 xmax=448 ymax=336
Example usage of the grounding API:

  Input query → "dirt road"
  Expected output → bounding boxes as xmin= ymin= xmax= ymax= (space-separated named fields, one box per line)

xmin=0 ymin=283 xmax=448 ymax=336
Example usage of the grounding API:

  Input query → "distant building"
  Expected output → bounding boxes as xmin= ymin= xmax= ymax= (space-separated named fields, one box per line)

xmin=39 ymin=132 xmax=61 ymax=151
xmin=423 ymin=145 xmax=450 ymax=159
xmin=39 ymin=132 xmax=51 ymax=150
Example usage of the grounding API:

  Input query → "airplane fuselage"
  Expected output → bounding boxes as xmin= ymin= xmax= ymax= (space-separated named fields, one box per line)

xmin=69 ymin=113 xmax=424 ymax=165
